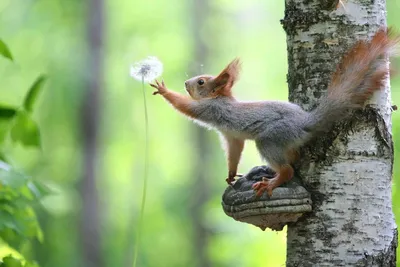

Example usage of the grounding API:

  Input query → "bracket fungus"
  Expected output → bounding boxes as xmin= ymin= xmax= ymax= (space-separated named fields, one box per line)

xmin=222 ymin=166 xmax=312 ymax=231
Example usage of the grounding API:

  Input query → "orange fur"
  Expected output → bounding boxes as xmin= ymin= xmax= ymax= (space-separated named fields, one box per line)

xmin=329 ymin=28 xmax=399 ymax=105
xmin=151 ymin=80 xmax=198 ymax=118
xmin=252 ymin=164 xmax=294 ymax=197
xmin=162 ymin=90 xmax=197 ymax=118
xmin=286 ymin=149 xmax=300 ymax=164
xmin=224 ymin=135 xmax=245 ymax=183
xmin=213 ymin=58 xmax=241 ymax=97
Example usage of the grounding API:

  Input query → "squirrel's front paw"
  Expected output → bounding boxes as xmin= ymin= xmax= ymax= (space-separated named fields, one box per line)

xmin=150 ymin=79 xmax=167 ymax=95
xmin=226 ymin=177 xmax=235 ymax=185
xmin=225 ymin=173 xmax=243 ymax=185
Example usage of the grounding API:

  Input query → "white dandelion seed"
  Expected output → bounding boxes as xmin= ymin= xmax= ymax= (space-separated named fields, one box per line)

xmin=130 ymin=56 xmax=163 ymax=82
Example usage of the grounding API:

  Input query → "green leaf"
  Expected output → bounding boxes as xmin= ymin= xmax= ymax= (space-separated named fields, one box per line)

xmin=0 ymin=165 xmax=43 ymax=254
xmin=1 ymin=255 xmax=22 ymax=267
xmin=0 ymin=168 xmax=28 ymax=189
xmin=27 ymin=181 xmax=51 ymax=199
xmin=10 ymin=112 xmax=40 ymax=147
xmin=0 ymin=215 xmax=23 ymax=233
xmin=0 ymin=105 xmax=17 ymax=145
xmin=0 ymin=106 xmax=17 ymax=119
xmin=0 ymin=152 xmax=8 ymax=163
xmin=0 ymin=121 xmax=10 ymax=145
xmin=0 ymin=207 xmax=42 ymax=249
xmin=0 ymin=40 xmax=13 ymax=61
xmin=23 ymin=75 xmax=46 ymax=113
xmin=19 ymin=187 xmax=34 ymax=201
xmin=0 ymin=229 xmax=20 ymax=249
xmin=24 ymin=261 xmax=39 ymax=267
xmin=0 ymin=211 xmax=23 ymax=234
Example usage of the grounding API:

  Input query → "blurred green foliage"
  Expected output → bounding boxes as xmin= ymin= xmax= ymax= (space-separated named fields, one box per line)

xmin=0 ymin=40 xmax=13 ymax=61
xmin=0 ymin=255 xmax=39 ymax=267
xmin=0 ymin=40 xmax=47 ymax=267
xmin=0 ymin=0 xmax=399 ymax=267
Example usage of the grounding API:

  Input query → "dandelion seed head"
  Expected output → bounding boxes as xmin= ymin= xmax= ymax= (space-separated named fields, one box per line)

xmin=130 ymin=56 xmax=163 ymax=82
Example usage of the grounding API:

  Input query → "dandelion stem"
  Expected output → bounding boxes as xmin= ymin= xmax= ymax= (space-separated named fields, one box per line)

xmin=133 ymin=76 xmax=149 ymax=267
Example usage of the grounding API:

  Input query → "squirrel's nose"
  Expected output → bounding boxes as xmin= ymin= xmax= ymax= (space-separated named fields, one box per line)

xmin=184 ymin=81 xmax=188 ymax=87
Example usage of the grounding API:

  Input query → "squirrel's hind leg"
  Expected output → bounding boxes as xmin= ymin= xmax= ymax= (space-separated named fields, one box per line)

xmin=252 ymin=164 xmax=294 ymax=197
xmin=253 ymin=139 xmax=297 ymax=197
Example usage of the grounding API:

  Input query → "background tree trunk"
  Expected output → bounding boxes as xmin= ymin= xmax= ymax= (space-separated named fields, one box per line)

xmin=189 ymin=0 xmax=213 ymax=266
xmin=282 ymin=0 xmax=397 ymax=266
xmin=79 ymin=0 xmax=104 ymax=266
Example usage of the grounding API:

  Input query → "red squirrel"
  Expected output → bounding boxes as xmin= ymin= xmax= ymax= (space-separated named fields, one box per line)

xmin=150 ymin=28 xmax=399 ymax=197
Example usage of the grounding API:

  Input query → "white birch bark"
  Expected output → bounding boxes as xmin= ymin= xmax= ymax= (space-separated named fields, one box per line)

xmin=282 ymin=0 xmax=397 ymax=266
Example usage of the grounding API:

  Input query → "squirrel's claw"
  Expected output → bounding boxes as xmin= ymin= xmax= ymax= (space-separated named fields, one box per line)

xmin=150 ymin=80 xmax=164 ymax=95
xmin=226 ymin=177 xmax=235 ymax=185
xmin=150 ymin=79 xmax=167 ymax=96
xmin=226 ymin=172 xmax=243 ymax=185
xmin=252 ymin=177 xmax=274 ymax=197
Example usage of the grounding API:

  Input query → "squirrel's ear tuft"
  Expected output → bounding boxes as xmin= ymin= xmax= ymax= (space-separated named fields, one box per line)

xmin=213 ymin=58 xmax=242 ymax=95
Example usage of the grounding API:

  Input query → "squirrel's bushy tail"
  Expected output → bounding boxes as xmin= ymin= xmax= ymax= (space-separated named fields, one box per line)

xmin=307 ymin=28 xmax=400 ymax=132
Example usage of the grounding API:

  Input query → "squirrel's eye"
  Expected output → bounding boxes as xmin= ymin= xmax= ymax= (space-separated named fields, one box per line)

xmin=197 ymin=79 xmax=205 ymax=85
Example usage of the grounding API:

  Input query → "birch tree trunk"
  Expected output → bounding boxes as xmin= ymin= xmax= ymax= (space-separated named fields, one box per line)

xmin=282 ymin=0 xmax=397 ymax=266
